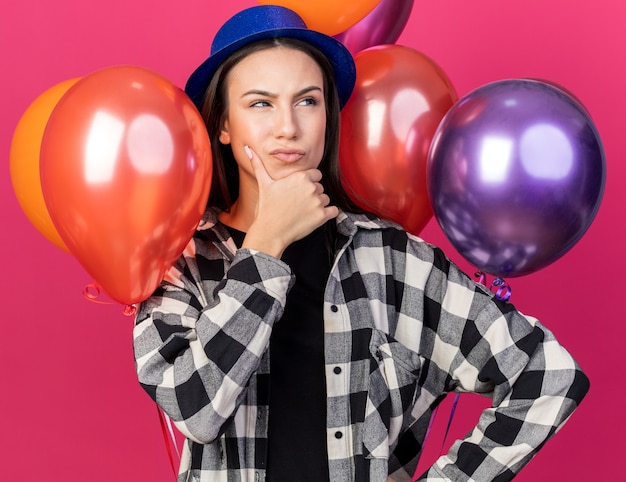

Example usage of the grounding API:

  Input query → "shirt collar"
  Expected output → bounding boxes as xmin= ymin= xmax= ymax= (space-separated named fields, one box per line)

xmin=199 ymin=207 xmax=395 ymax=239
xmin=335 ymin=209 xmax=397 ymax=237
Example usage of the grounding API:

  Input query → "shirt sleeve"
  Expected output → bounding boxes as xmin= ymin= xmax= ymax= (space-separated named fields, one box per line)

xmin=420 ymin=311 xmax=588 ymax=480
xmin=392 ymin=242 xmax=589 ymax=481
xmin=133 ymin=245 xmax=293 ymax=444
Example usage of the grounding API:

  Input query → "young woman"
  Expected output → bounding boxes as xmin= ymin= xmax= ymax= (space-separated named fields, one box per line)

xmin=133 ymin=6 xmax=589 ymax=482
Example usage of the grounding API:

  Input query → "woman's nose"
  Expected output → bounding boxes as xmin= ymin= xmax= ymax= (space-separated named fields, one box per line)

xmin=274 ymin=107 xmax=299 ymax=139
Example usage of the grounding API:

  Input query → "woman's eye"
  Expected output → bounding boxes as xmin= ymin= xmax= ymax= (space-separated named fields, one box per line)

xmin=251 ymin=100 xmax=271 ymax=108
xmin=298 ymin=97 xmax=319 ymax=107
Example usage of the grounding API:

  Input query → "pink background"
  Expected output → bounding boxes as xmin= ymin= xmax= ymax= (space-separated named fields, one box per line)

xmin=2 ymin=1 xmax=623 ymax=480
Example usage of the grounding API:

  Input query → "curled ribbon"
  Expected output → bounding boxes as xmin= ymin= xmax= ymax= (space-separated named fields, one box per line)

xmin=83 ymin=283 xmax=107 ymax=303
xmin=474 ymin=271 xmax=512 ymax=302
xmin=82 ymin=282 xmax=137 ymax=316
xmin=490 ymin=277 xmax=512 ymax=302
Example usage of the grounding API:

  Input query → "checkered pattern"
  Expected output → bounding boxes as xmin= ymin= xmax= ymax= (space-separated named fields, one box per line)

xmin=133 ymin=208 xmax=588 ymax=482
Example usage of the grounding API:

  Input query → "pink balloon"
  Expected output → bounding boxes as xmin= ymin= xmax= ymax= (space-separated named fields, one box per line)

xmin=334 ymin=0 xmax=414 ymax=55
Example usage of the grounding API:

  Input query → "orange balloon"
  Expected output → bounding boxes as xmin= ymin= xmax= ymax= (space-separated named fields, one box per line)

xmin=339 ymin=45 xmax=457 ymax=235
xmin=40 ymin=66 xmax=212 ymax=305
xmin=257 ymin=0 xmax=382 ymax=36
xmin=10 ymin=78 xmax=79 ymax=252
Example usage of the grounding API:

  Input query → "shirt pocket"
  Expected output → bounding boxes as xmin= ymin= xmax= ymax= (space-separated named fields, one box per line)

xmin=363 ymin=329 xmax=424 ymax=460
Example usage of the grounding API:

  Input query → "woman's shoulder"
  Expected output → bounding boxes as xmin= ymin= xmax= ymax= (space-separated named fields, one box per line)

xmin=337 ymin=210 xmax=400 ymax=233
xmin=338 ymin=210 xmax=428 ymax=245
xmin=338 ymin=211 xmax=444 ymax=267
xmin=194 ymin=207 xmax=233 ymax=242
xmin=175 ymin=207 xmax=238 ymax=263
xmin=197 ymin=206 xmax=220 ymax=231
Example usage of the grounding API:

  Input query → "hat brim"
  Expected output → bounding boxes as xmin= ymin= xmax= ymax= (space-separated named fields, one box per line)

xmin=185 ymin=26 xmax=356 ymax=110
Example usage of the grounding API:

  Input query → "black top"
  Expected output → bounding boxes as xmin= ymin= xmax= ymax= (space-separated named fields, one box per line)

xmin=225 ymin=223 xmax=333 ymax=481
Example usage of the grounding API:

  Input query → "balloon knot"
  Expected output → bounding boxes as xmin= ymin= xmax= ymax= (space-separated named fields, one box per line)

xmin=123 ymin=304 xmax=137 ymax=317
xmin=474 ymin=271 xmax=487 ymax=285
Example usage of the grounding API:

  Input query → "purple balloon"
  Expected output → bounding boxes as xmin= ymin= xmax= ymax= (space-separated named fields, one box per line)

xmin=427 ymin=79 xmax=606 ymax=277
xmin=334 ymin=0 xmax=414 ymax=55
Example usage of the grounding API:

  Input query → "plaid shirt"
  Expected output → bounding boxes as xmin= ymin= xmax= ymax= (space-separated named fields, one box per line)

xmin=134 ymin=208 xmax=588 ymax=482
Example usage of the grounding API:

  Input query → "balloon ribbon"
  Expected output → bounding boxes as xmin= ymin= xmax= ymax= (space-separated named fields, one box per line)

xmin=157 ymin=404 xmax=180 ymax=476
xmin=414 ymin=393 xmax=462 ymax=478
xmin=474 ymin=272 xmax=512 ymax=302
xmin=82 ymin=282 xmax=137 ymax=316
xmin=413 ymin=403 xmax=439 ymax=478
xmin=440 ymin=393 xmax=461 ymax=453
xmin=490 ymin=277 xmax=512 ymax=302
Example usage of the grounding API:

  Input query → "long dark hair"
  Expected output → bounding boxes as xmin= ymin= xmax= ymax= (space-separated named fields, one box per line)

xmin=199 ymin=37 xmax=365 ymax=214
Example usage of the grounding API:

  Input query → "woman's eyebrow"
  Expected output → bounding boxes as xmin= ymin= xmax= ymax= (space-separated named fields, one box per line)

xmin=241 ymin=89 xmax=277 ymax=99
xmin=294 ymin=86 xmax=323 ymax=97
xmin=241 ymin=86 xmax=322 ymax=99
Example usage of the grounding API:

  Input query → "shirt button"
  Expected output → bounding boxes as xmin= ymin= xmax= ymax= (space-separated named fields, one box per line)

xmin=330 ymin=305 xmax=338 ymax=312
xmin=335 ymin=431 xmax=343 ymax=439
xmin=333 ymin=366 xmax=342 ymax=374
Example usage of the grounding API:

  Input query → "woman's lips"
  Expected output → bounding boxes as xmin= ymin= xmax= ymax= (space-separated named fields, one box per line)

xmin=270 ymin=148 xmax=305 ymax=163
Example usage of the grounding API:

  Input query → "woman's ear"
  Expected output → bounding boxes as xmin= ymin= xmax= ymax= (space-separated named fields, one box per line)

xmin=219 ymin=119 xmax=231 ymax=145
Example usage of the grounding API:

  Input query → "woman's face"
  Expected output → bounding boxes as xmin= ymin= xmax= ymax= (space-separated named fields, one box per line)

xmin=219 ymin=46 xmax=327 ymax=185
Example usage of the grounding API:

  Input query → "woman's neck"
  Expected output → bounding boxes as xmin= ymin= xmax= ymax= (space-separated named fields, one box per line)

xmin=217 ymin=188 xmax=257 ymax=232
